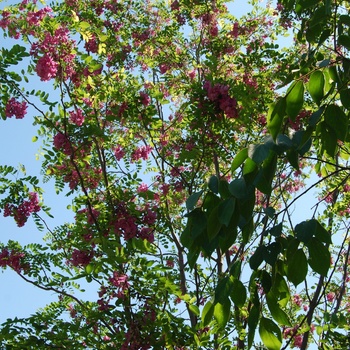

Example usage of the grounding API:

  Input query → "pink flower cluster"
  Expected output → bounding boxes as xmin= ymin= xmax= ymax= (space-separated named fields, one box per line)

xmin=5 ymin=98 xmax=28 ymax=119
xmin=69 ymin=108 xmax=85 ymax=126
xmin=109 ymin=270 xmax=130 ymax=298
xmin=114 ymin=145 xmax=125 ymax=161
xmin=69 ymin=249 xmax=93 ymax=267
xmin=26 ymin=6 xmax=52 ymax=27
xmin=31 ymin=27 xmax=76 ymax=81
xmin=203 ymin=81 xmax=238 ymax=119
xmin=139 ymin=91 xmax=151 ymax=106
xmin=131 ymin=145 xmax=152 ymax=162
xmin=3 ymin=192 xmax=41 ymax=227
xmin=0 ymin=248 xmax=27 ymax=273
xmin=53 ymin=132 xmax=71 ymax=155
xmin=112 ymin=204 xmax=156 ymax=243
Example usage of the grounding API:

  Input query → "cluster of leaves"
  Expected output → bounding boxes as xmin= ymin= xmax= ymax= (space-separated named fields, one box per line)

xmin=0 ymin=0 xmax=349 ymax=349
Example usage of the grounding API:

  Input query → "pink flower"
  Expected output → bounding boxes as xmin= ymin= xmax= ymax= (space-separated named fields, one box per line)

xmin=139 ymin=91 xmax=150 ymax=106
xmin=5 ymin=98 xmax=28 ymax=119
xmin=159 ymin=63 xmax=170 ymax=74
xmin=294 ymin=334 xmax=303 ymax=348
xmin=53 ymin=132 xmax=71 ymax=154
xmin=137 ymin=183 xmax=148 ymax=193
xmin=131 ymin=145 xmax=152 ymax=162
xmin=114 ymin=145 xmax=125 ymax=161
xmin=0 ymin=248 xmax=27 ymax=273
xmin=293 ymin=294 xmax=302 ymax=307
xmin=326 ymin=292 xmax=335 ymax=303
xmin=166 ymin=260 xmax=174 ymax=268
xmin=69 ymin=249 xmax=93 ymax=267
xmin=36 ymin=54 xmax=58 ymax=81
xmin=69 ymin=108 xmax=85 ymax=126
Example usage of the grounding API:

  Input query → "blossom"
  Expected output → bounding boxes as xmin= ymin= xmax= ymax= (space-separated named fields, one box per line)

xmin=53 ymin=132 xmax=71 ymax=154
xmin=5 ymin=98 xmax=28 ymax=119
xmin=69 ymin=249 xmax=93 ymax=267
xmin=139 ymin=91 xmax=150 ymax=106
xmin=114 ymin=145 xmax=125 ymax=161
xmin=3 ymin=192 xmax=41 ymax=227
xmin=326 ymin=292 xmax=335 ymax=303
xmin=294 ymin=334 xmax=303 ymax=348
xmin=137 ymin=183 xmax=148 ymax=193
xmin=109 ymin=271 xmax=129 ymax=298
xmin=69 ymin=108 xmax=85 ymax=126
xmin=36 ymin=54 xmax=58 ymax=81
xmin=0 ymin=248 xmax=27 ymax=273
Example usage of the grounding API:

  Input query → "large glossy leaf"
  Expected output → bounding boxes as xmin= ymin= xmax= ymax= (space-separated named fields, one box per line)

xmin=207 ymin=205 xmax=222 ymax=240
xmin=248 ymin=139 xmax=274 ymax=165
xmin=308 ymin=70 xmax=324 ymax=105
xmin=340 ymin=89 xmax=350 ymax=110
xmin=208 ymin=175 xmax=219 ymax=194
xmin=286 ymin=81 xmax=304 ymax=120
xmin=250 ymin=245 xmax=265 ymax=270
xmin=201 ymin=299 xmax=215 ymax=326
xmin=307 ymin=238 xmax=330 ymax=276
xmin=215 ymin=277 xmax=233 ymax=304
xmin=286 ymin=248 xmax=308 ymax=286
xmin=324 ymin=104 xmax=348 ymax=142
xmin=267 ymin=98 xmax=286 ymax=140
xmin=230 ymin=277 xmax=246 ymax=307
xmin=213 ymin=298 xmax=231 ymax=330
xmin=255 ymin=152 xmax=277 ymax=195
xmin=218 ymin=197 xmax=235 ymax=227
xmin=248 ymin=305 xmax=260 ymax=349
xmin=295 ymin=219 xmax=332 ymax=244
xmin=338 ymin=34 xmax=350 ymax=50
xmin=186 ymin=190 xmax=203 ymax=211
xmin=318 ymin=121 xmax=337 ymax=157
xmin=231 ymin=148 xmax=248 ymax=173
xmin=266 ymin=292 xmax=291 ymax=326
xmin=259 ymin=317 xmax=282 ymax=350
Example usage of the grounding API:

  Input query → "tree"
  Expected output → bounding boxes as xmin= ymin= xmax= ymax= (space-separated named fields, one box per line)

xmin=0 ymin=0 xmax=349 ymax=348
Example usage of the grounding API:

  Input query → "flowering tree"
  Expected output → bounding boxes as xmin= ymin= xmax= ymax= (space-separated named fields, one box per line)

xmin=0 ymin=0 xmax=349 ymax=348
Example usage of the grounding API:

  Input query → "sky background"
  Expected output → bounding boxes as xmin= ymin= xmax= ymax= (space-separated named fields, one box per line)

xmin=0 ymin=0 xmax=322 ymax=346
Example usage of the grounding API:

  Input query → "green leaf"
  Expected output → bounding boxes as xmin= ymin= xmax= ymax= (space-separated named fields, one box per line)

xmin=338 ymin=34 xmax=350 ymax=50
xmin=266 ymin=292 xmax=291 ymax=326
xmin=324 ymin=104 xmax=348 ymax=142
xmin=248 ymin=142 xmax=272 ymax=165
xmin=231 ymin=148 xmax=248 ymax=173
xmin=307 ymin=238 xmax=330 ymax=276
xmin=213 ymin=299 xmax=231 ymax=330
xmin=255 ymin=152 xmax=277 ymax=195
xmin=295 ymin=219 xmax=332 ymax=244
xmin=230 ymin=278 xmax=246 ymax=307
xmin=218 ymin=197 xmax=235 ymax=227
xmin=250 ymin=245 xmax=265 ymax=270
xmin=286 ymin=81 xmax=304 ymax=120
xmin=318 ymin=121 xmax=337 ymax=157
xmin=207 ymin=205 xmax=222 ymax=240
xmin=215 ymin=277 xmax=233 ymax=304
xmin=308 ymin=71 xmax=324 ymax=105
xmin=286 ymin=249 xmax=308 ymax=287
xmin=201 ymin=299 xmax=215 ymax=326
xmin=267 ymin=98 xmax=286 ymax=141
xmin=186 ymin=190 xmax=203 ymax=211
xmin=248 ymin=305 xmax=260 ymax=348
xmin=271 ymin=273 xmax=290 ymax=308
xmin=189 ymin=304 xmax=200 ymax=316
xmin=259 ymin=317 xmax=282 ymax=350
xmin=340 ymin=89 xmax=350 ymax=110
xmin=208 ymin=175 xmax=219 ymax=194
